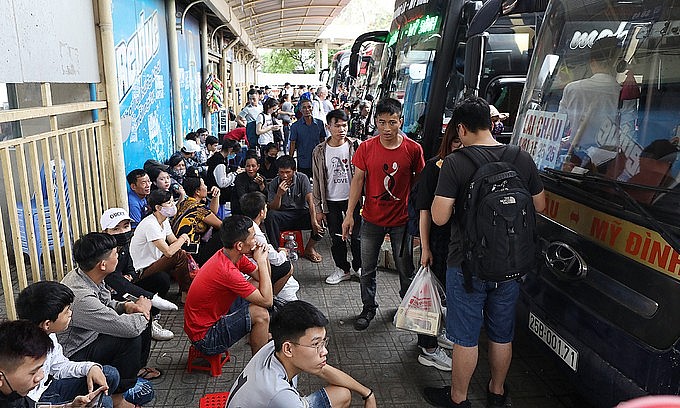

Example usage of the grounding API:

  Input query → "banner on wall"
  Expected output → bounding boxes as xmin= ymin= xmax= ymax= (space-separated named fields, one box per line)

xmin=112 ymin=0 xmax=174 ymax=171
xmin=176 ymin=15 xmax=203 ymax=136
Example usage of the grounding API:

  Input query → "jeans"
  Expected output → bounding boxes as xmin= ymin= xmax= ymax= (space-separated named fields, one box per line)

xmin=359 ymin=220 xmax=414 ymax=311
xmin=264 ymin=209 xmax=321 ymax=249
xmin=39 ymin=365 xmax=119 ymax=408
xmin=326 ymin=200 xmax=361 ymax=272
xmin=193 ymin=297 xmax=251 ymax=356
xmin=446 ymin=267 xmax=521 ymax=347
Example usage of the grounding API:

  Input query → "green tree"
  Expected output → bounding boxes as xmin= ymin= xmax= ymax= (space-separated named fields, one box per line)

xmin=262 ymin=49 xmax=315 ymax=74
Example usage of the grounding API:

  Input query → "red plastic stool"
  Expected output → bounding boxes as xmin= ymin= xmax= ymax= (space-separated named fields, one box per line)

xmin=186 ymin=345 xmax=230 ymax=377
xmin=279 ymin=230 xmax=304 ymax=255
xmin=199 ymin=392 xmax=230 ymax=408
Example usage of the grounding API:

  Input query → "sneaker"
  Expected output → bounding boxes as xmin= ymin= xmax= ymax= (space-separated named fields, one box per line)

xmin=487 ymin=385 xmax=511 ymax=408
xmin=438 ymin=332 xmax=454 ymax=350
xmin=351 ymin=267 xmax=362 ymax=278
xmin=151 ymin=320 xmax=174 ymax=341
xmin=353 ymin=308 xmax=376 ymax=331
xmin=423 ymin=386 xmax=471 ymax=408
xmin=418 ymin=347 xmax=452 ymax=371
xmin=123 ymin=377 xmax=155 ymax=406
xmin=325 ymin=269 xmax=352 ymax=285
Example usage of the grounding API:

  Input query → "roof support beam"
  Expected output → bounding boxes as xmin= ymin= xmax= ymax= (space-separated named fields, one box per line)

xmin=202 ymin=0 xmax=258 ymax=58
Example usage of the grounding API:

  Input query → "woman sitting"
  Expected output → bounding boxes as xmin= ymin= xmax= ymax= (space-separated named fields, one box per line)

xmin=130 ymin=190 xmax=193 ymax=301
xmin=171 ymin=177 xmax=223 ymax=265
xmin=231 ymin=154 xmax=266 ymax=215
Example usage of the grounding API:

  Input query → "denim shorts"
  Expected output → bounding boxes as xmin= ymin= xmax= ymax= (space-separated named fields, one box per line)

xmin=193 ymin=297 xmax=251 ymax=355
xmin=445 ymin=266 xmax=521 ymax=347
xmin=302 ymin=388 xmax=331 ymax=408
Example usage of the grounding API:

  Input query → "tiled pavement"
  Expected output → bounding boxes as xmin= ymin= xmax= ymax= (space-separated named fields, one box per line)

xmin=148 ymin=235 xmax=594 ymax=407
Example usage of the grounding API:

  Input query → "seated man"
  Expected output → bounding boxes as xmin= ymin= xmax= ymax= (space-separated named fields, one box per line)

xmin=100 ymin=207 xmax=177 ymax=343
xmin=240 ymin=192 xmax=296 ymax=298
xmin=227 ymin=300 xmax=377 ymax=408
xmin=126 ymin=169 xmax=151 ymax=229
xmin=0 ymin=320 xmax=53 ymax=407
xmin=16 ymin=281 xmax=119 ymax=408
xmin=264 ymin=155 xmax=324 ymax=263
xmin=184 ymin=215 xmax=272 ymax=356
xmin=58 ymin=233 xmax=155 ymax=405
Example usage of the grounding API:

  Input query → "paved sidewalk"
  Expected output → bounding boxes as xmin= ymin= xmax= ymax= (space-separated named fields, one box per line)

xmin=148 ymin=235 xmax=593 ymax=407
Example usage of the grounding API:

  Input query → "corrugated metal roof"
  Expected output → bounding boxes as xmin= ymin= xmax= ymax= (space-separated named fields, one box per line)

xmin=227 ymin=0 xmax=353 ymax=48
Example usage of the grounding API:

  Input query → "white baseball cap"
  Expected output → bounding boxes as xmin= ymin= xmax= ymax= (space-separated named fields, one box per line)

xmin=100 ymin=208 xmax=132 ymax=230
xmin=182 ymin=140 xmax=201 ymax=153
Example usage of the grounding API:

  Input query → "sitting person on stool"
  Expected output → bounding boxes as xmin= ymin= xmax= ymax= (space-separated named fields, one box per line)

xmin=264 ymin=155 xmax=324 ymax=263
xmin=240 ymin=192 xmax=294 ymax=295
xmin=183 ymin=215 xmax=273 ymax=356
xmin=227 ymin=300 xmax=377 ymax=408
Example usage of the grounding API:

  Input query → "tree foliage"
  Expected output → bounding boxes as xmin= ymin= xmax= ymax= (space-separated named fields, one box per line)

xmin=262 ymin=49 xmax=315 ymax=74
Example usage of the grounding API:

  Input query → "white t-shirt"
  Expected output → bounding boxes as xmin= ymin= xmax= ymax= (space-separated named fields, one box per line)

xmin=325 ymin=143 xmax=352 ymax=201
xmin=227 ymin=341 xmax=307 ymax=408
xmin=257 ymin=112 xmax=275 ymax=145
xmin=130 ymin=215 xmax=172 ymax=270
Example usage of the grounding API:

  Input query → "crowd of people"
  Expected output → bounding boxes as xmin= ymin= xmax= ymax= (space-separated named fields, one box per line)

xmin=0 ymin=85 xmax=543 ymax=408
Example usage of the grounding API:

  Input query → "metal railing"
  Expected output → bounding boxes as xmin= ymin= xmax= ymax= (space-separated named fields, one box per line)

xmin=0 ymin=95 xmax=114 ymax=319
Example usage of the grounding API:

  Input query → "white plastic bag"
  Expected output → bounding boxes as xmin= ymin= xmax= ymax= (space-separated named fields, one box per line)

xmin=395 ymin=266 xmax=444 ymax=336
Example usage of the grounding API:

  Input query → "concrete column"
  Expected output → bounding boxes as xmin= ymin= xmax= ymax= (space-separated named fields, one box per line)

xmin=321 ymin=41 xmax=329 ymax=70
xmin=97 ymin=0 xmax=128 ymax=207
xmin=166 ymin=0 xmax=183 ymax=148
xmin=201 ymin=12 xmax=211 ymax=132
xmin=314 ymin=42 xmax=321 ymax=76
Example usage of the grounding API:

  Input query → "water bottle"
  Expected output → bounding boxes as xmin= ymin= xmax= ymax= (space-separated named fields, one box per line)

xmin=284 ymin=233 xmax=298 ymax=262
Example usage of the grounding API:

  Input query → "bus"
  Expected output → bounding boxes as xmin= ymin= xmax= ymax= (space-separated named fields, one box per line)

xmin=320 ymin=50 xmax=351 ymax=99
xmin=348 ymin=31 xmax=389 ymax=101
xmin=511 ymin=0 xmax=680 ymax=405
xmin=353 ymin=0 xmax=543 ymax=155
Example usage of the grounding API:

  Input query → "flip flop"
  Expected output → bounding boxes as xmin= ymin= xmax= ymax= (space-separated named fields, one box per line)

xmin=303 ymin=252 xmax=322 ymax=263
xmin=137 ymin=367 xmax=162 ymax=380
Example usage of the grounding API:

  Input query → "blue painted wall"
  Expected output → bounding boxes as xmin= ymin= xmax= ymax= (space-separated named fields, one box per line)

xmin=176 ymin=15 xmax=203 ymax=136
xmin=112 ymin=0 xmax=174 ymax=171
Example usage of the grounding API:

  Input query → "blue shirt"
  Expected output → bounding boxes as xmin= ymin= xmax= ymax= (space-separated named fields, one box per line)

xmin=290 ymin=118 xmax=325 ymax=169
xmin=127 ymin=190 xmax=148 ymax=229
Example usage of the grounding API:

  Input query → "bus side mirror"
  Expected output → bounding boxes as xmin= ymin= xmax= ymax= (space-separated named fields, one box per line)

xmin=464 ymin=33 xmax=489 ymax=97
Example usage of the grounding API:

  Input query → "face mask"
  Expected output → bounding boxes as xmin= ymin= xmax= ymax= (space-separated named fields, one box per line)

xmin=0 ymin=371 xmax=22 ymax=401
xmin=175 ymin=169 xmax=186 ymax=177
xmin=266 ymin=156 xmax=277 ymax=163
xmin=112 ymin=231 xmax=133 ymax=247
xmin=227 ymin=153 xmax=237 ymax=161
xmin=159 ymin=205 xmax=177 ymax=218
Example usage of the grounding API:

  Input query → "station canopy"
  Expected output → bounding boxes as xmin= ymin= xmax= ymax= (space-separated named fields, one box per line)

xmin=227 ymin=0 xmax=353 ymax=49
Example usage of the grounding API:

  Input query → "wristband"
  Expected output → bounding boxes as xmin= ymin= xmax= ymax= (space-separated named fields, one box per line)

xmin=362 ymin=389 xmax=373 ymax=400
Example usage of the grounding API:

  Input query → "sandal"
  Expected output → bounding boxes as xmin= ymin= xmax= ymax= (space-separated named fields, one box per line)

xmin=137 ymin=367 xmax=162 ymax=380
xmin=303 ymin=252 xmax=322 ymax=263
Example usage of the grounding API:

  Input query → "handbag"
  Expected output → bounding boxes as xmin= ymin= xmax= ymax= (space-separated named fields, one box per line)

xmin=187 ymin=253 xmax=200 ymax=279
xmin=395 ymin=266 xmax=444 ymax=336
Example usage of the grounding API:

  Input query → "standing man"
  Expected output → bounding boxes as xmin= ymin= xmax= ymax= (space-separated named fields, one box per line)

xmin=126 ymin=169 xmax=151 ymax=229
xmin=423 ymin=97 xmax=545 ymax=408
xmin=236 ymin=89 xmax=262 ymax=127
xmin=290 ymin=99 xmax=326 ymax=179
xmin=341 ymin=98 xmax=424 ymax=331
xmin=312 ymin=109 xmax=362 ymax=285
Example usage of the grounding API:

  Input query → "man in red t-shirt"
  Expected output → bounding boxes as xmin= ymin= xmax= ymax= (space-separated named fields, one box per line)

xmin=184 ymin=215 xmax=272 ymax=356
xmin=342 ymin=98 xmax=425 ymax=331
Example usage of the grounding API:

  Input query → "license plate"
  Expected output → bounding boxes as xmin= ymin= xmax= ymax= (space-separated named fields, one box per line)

xmin=529 ymin=312 xmax=578 ymax=371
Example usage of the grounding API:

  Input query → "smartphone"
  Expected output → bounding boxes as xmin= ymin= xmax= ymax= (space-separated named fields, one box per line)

xmin=122 ymin=293 xmax=139 ymax=302
xmin=184 ymin=242 xmax=200 ymax=254
xmin=85 ymin=385 xmax=107 ymax=408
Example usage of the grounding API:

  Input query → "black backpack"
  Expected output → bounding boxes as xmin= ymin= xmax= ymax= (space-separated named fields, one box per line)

xmin=456 ymin=145 xmax=537 ymax=290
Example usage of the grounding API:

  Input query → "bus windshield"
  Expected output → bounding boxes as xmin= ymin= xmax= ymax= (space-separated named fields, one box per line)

xmin=386 ymin=13 xmax=443 ymax=139
xmin=513 ymin=0 xmax=680 ymax=223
